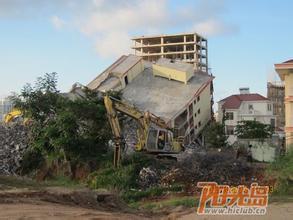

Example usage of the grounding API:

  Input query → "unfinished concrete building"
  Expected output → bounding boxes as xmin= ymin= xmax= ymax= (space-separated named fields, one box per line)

xmin=132 ymin=33 xmax=208 ymax=72
xmin=267 ymin=82 xmax=285 ymax=130
xmin=88 ymin=54 xmax=214 ymax=145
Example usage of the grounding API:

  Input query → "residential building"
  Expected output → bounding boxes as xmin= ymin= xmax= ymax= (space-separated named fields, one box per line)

xmin=218 ymin=88 xmax=276 ymax=144
xmin=88 ymin=54 xmax=214 ymax=144
xmin=132 ymin=32 xmax=208 ymax=72
xmin=0 ymin=98 xmax=13 ymax=121
xmin=275 ymin=59 xmax=293 ymax=150
xmin=267 ymin=82 xmax=285 ymax=130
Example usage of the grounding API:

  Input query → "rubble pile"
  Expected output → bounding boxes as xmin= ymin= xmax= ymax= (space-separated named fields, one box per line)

xmin=121 ymin=117 xmax=138 ymax=154
xmin=161 ymin=151 xmax=259 ymax=192
xmin=138 ymin=167 xmax=159 ymax=189
xmin=0 ymin=123 xmax=29 ymax=175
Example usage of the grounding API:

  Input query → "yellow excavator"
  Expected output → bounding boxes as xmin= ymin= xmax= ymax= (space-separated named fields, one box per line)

xmin=104 ymin=94 xmax=184 ymax=167
xmin=4 ymin=108 xmax=23 ymax=123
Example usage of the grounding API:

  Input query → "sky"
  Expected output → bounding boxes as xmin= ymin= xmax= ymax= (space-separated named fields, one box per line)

xmin=0 ymin=0 xmax=293 ymax=105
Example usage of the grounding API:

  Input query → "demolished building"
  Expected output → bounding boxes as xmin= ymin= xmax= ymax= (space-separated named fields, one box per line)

xmin=88 ymin=54 xmax=214 ymax=145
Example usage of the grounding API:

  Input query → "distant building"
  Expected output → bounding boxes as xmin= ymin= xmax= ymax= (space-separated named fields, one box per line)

xmin=267 ymin=82 xmax=285 ymax=130
xmin=132 ymin=32 xmax=208 ymax=72
xmin=0 ymin=98 xmax=13 ymax=121
xmin=88 ymin=54 xmax=214 ymax=144
xmin=218 ymin=88 xmax=276 ymax=144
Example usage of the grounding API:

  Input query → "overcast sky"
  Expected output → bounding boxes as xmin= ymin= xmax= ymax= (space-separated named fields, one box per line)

xmin=0 ymin=0 xmax=292 ymax=103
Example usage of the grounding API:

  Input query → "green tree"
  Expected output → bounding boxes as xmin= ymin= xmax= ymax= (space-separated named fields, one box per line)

xmin=12 ymin=73 xmax=111 ymax=173
xmin=203 ymin=122 xmax=228 ymax=148
xmin=235 ymin=120 xmax=273 ymax=140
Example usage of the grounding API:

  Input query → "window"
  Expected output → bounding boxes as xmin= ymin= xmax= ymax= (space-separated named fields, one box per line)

xmin=194 ymin=112 xmax=197 ymax=118
xmin=124 ymin=75 xmax=129 ymax=85
xmin=189 ymin=117 xmax=194 ymax=127
xmin=198 ymin=121 xmax=201 ymax=127
xmin=270 ymin=118 xmax=275 ymax=128
xmin=174 ymin=109 xmax=188 ymax=127
xmin=189 ymin=103 xmax=193 ymax=115
xmin=197 ymin=96 xmax=200 ymax=102
xmin=198 ymin=109 xmax=201 ymax=114
xmin=194 ymin=99 xmax=197 ymax=105
xmin=248 ymin=104 xmax=254 ymax=110
xmin=226 ymin=126 xmax=234 ymax=135
xmin=267 ymin=104 xmax=272 ymax=111
xmin=225 ymin=112 xmax=234 ymax=120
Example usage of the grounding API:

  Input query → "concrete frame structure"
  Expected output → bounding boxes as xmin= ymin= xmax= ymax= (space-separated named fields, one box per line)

xmin=267 ymin=82 xmax=285 ymax=130
xmin=275 ymin=59 xmax=293 ymax=150
xmin=132 ymin=32 xmax=208 ymax=72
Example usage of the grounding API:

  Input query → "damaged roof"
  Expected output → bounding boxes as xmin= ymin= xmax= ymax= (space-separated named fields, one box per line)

xmin=122 ymin=64 xmax=212 ymax=122
xmin=87 ymin=54 xmax=142 ymax=91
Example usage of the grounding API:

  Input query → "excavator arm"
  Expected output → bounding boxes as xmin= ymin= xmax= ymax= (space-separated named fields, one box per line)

xmin=104 ymin=94 xmax=183 ymax=167
xmin=4 ymin=109 xmax=22 ymax=123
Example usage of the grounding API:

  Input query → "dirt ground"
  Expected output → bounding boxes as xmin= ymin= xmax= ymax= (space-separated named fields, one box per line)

xmin=0 ymin=176 xmax=292 ymax=220
xmin=0 ymin=203 xmax=150 ymax=220
xmin=0 ymin=202 xmax=292 ymax=220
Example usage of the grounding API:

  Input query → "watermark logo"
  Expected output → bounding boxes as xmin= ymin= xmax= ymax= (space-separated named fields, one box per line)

xmin=197 ymin=182 xmax=269 ymax=215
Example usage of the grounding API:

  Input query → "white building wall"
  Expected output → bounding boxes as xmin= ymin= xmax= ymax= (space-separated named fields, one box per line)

xmin=218 ymin=99 xmax=276 ymax=145
xmin=0 ymin=99 xmax=13 ymax=121
xmin=238 ymin=101 xmax=275 ymax=125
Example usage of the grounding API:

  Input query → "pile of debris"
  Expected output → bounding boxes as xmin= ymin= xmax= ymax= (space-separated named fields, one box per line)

xmin=138 ymin=167 xmax=159 ymax=189
xmin=0 ymin=123 xmax=29 ymax=175
xmin=160 ymin=151 xmax=261 ymax=193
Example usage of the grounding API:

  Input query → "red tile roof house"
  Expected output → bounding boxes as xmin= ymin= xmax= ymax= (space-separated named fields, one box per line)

xmin=217 ymin=88 xmax=276 ymax=145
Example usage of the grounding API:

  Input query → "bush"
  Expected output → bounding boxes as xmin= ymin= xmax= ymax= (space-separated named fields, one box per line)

xmin=122 ymin=185 xmax=183 ymax=203
xmin=20 ymin=148 xmax=44 ymax=175
xmin=235 ymin=120 xmax=273 ymax=140
xmin=88 ymin=165 xmax=135 ymax=190
xmin=87 ymin=153 xmax=161 ymax=191
xmin=202 ymin=122 xmax=227 ymax=148
xmin=267 ymin=150 xmax=293 ymax=195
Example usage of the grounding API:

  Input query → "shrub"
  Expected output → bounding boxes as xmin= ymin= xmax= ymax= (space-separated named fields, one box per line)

xmin=267 ymin=150 xmax=293 ymax=195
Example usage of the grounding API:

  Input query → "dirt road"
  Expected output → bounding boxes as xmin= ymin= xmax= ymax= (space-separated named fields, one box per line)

xmin=0 ymin=202 xmax=292 ymax=220
xmin=0 ymin=203 xmax=150 ymax=220
xmin=177 ymin=202 xmax=293 ymax=220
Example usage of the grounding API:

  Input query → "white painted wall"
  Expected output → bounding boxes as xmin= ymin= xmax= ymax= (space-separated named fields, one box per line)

xmin=218 ymin=99 xmax=276 ymax=145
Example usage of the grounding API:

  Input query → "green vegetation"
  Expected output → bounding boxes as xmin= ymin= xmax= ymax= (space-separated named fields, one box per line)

xmin=12 ymin=73 xmax=111 ymax=174
xmin=0 ymin=175 xmax=81 ymax=190
xmin=267 ymin=150 xmax=293 ymax=195
xmin=88 ymin=153 xmax=162 ymax=191
xmin=202 ymin=121 xmax=228 ymax=148
xmin=235 ymin=120 xmax=273 ymax=140
xmin=122 ymin=185 xmax=183 ymax=203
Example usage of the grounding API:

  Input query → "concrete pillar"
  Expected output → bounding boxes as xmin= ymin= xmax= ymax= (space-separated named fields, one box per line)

xmin=161 ymin=37 xmax=164 ymax=57
xmin=140 ymin=39 xmax=143 ymax=55
xmin=275 ymin=61 xmax=293 ymax=151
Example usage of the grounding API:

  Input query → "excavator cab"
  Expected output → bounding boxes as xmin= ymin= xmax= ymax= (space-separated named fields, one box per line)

xmin=145 ymin=125 xmax=181 ymax=153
